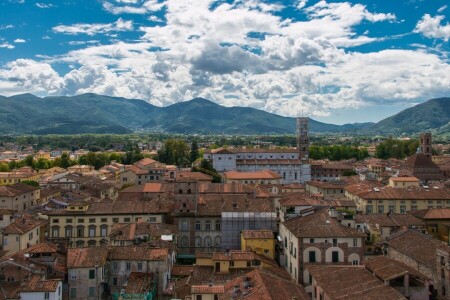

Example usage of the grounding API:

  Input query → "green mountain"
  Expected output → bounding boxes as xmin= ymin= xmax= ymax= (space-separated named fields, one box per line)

xmin=0 ymin=94 xmax=362 ymax=134
xmin=369 ymin=97 xmax=450 ymax=134
xmin=0 ymin=93 xmax=447 ymax=135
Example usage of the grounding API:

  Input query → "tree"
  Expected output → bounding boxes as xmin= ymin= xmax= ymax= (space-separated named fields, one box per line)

xmin=60 ymin=153 xmax=71 ymax=169
xmin=157 ymin=139 xmax=190 ymax=167
xmin=35 ymin=158 xmax=50 ymax=170
xmin=21 ymin=180 xmax=39 ymax=187
xmin=0 ymin=163 xmax=9 ymax=172
xmin=24 ymin=155 xmax=34 ymax=168
xmin=190 ymin=140 xmax=199 ymax=163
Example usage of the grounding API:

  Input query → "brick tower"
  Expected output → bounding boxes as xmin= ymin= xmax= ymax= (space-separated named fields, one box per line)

xmin=419 ymin=132 xmax=432 ymax=158
xmin=297 ymin=117 xmax=309 ymax=161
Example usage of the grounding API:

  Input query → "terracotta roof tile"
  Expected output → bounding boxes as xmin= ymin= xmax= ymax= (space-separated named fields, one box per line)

xmin=191 ymin=285 xmax=225 ymax=294
xmin=364 ymin=256 xmax=429 ymax=281
xmin=67 ymin=247 xmax=108 ymax=268
xmin=224 ymin=170 xmax=282 ymax=180
xmin=107 ymin=246 xmax=168 ymax=261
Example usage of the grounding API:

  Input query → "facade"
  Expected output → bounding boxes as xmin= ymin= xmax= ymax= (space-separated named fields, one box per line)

xmin=67 ymin=247 xmax=109 ymax=300
xmin=279 ymin=208 xmax=365 ymax=292
xmin=310 ymin=163 xmax=354 ymax=181
xmin=222 ymin=170 xmax=282 ymax=184
xmin=47 ymin=199 xmax=172 ymax=247
xmin=345 ymin=184 xmax=450 ymax=214
xmin=0 ymin=183 xmax=40 ymax=212
xmin=305 ymin=180 xmax=346 ymax=199
xmin=389 ymin=177 xmax=420 ymax=188
xmin=2 ymin=217 xmax=48 ymax=255
xmin=0 ymin=169 xmax=40 ymax=186
xmin=308 ymin=265 xmax=406 ymax=299
xmin=240 ymin=230 xmax=275 ymax=259
xmin=20 ymin=278 xmax=63 ymax=300
xmin=108 ymin=246 xmax=172 ymax=296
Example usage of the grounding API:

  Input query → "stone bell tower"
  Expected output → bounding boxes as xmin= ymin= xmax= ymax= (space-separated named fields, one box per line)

xmin=297 ymin=117 xmax=309 ymax=161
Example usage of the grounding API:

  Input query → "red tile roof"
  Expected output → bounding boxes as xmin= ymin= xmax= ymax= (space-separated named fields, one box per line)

xmin=67 ymin=247 xmax=108 ymax=268
xmin=191 ymin=285 xmax=225 ymax=294
xmin=107 ymin=246 xmax=168 ymax=261
xmin=364 ymin=256 xmax=429 ymax=281
xmin=224 ymin=170 xmax=281 ymax=180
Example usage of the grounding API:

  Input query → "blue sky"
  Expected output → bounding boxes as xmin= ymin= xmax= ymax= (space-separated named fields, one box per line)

xmin=0 ymin=0 xmax=449 ymax=124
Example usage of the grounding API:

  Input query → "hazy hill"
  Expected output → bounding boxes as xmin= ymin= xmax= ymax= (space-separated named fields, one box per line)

xmin=369 ymin=97 xmax=450 ymax=134
xmin=0 ymin=93 xmax=448 ymax=135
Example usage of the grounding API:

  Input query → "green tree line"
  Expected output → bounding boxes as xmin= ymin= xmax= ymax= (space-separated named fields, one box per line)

xmin=309 ymin=145 xmax=369 ymax=161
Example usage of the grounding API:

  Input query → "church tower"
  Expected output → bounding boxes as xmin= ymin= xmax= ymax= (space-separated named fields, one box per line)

xmin=419 ymin=132 xmax=432 ymax=158
xmin=297 ymin=117 xmax=309 ymax=161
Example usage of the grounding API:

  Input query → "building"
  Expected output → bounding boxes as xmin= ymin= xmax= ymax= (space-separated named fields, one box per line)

xmin=305 ymin=180 xmax=347 ymax=199
xmin=203 ymin=118 xmax=311 ymax=184
xmin=279 ymin=208 xmax=365 ymax=290
xmin=240 ymin=230 xmax=275 ymax=259
xmin=19 ymin=276 xmax=63 ymax=300
xmin=389 ymin=177 xmax=420 ymax=188
xmin=413 ymin=208 xmax=450 ymax=244
xmin=405 ymin=132 xmax=442 ymax=182
xmin=365 ymin=256 xmax=431 ymax=300
xmin=307 ymin=265 xmax=406 ymax=299
xmin=47 ymin=199 xmax=173 ymax=247
xmin=387 ymin=228 xmax=443 ymax=292
xmin=345 ymin=184 xmax=450 ymax=214
xmin=67 ymin=246 xmax=109 ymax=300
xmin=436 ymin=246 xmax=450 ymax=299
xmin=310 ymin=163 xmax=354 ymax=181
xmin=0 ymin=168 xmax=40 ymax=186
xmin=354 ymin=213 xmax=425 ymax=243
xmin=0 ymin=183 xmax=40 ymax=212
xmin=109 ymin=222 xmax=178 ymax=246
xmin=107 ymin=246 xmax=172 ymax=296
xmin=222 ymin=170 xmax=282 ymax=185
xmin=2 ymin=217 xmax=48 ymax=255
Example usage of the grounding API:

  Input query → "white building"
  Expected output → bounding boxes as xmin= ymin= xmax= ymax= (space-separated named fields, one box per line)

xmin=20 ymin=278 xmax=63 ymax=300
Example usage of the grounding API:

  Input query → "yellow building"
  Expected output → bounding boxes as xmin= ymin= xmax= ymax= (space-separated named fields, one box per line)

xmin=0 ymin=169 xmax=40 ymax=186
xmin=35 ymin=151 xmax=51 ymax=160
xmin=388 ymin=177 xmax=420 ymax=188
xmin=196 ymin=250 xmax=276 ymax=274
xmin=47 ymin=199 xmax=172 ymax=247
xmin=240 ymin=230 xmax=275 ymax=259
xmin=345 ymin=184 xmax=450 ymax=214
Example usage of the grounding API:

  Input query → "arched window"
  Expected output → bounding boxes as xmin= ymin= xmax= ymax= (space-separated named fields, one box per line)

xmin=65 ymin=225 xmax=73 ymax=238
xmin=76 ymin=240 xmax=85 ymax=247
xmin=181 ymin=236 xmax=189 ymax=247
xmin=51 ymin=226 xmax=60 ymax=238
xmin=100 ymin=239 xmax=108 ymax=246
xmin=76 ymin=225 xmax=84 ymax=238
xmin=204 ymin=236 xmax=212 ymax=247
xmin=88 ymin=225 xmax=96 ymax=237
xmin=214 ymin=236 xmax=221 ymax=247
xmin=195 ymin=236 xmax=202 ymax=247
xmin=100 ymin=225 xmax=108 ymax=237
xmin=88 ymin=240 xmax=96 ymax=247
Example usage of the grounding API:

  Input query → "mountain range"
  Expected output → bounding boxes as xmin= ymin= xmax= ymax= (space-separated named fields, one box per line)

xmin=0 ymin=93 xmax=448 ymax=135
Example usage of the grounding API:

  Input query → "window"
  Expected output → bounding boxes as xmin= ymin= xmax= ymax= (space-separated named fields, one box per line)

xmin=65 ymin=226 xmax=73 ymax=237
xmin=70 ymin=271 xmax=77 ymax=280
xmin=112 ymin=218 xmax=119 ymax=223
xmin=78 ymin=218 xmax=84 ymax=223
xmin=332 ymin=251 xmax=339 ymax=263
xmin=230 ymin=261 xmax=234 ymax=267
xmin=113 ymin=277 xmax=118 ymax=285
xmin=332 ymin=239 xmax=338 ymax=247
xmin=126 ymin=262 xmax=131 ymax=270
xmin=400 ymin=205 xmax=406 ymax=214
xmin=53 ymin=219 xmax=59 ymax=223
xmin=205 ymin=236 xmax=212 ymax=247
xmin=195 ymin=221 xmax=201 ymax=231
xmin=138 ymin=262 xmax=142 ymax=271
xmin=28 ymin=232 xmax=33 ymax=240
xmin=309 ymin=251 xmax=316 ymax=262
xmin=89 ymin=269 xmax=95 ymax=279
xmin=181 ymin=236 xmax=188 ymax=247
xmin=366 ymin=205 xmax=373 ymax=214
xmin=195 ymin=236 xmax=202 ymax=247
xmin=113 ymin=262 xmax=118 ymax=270
xmin=89 ymin=218 xmax=96 ymax=223
xmin=100 ymin=226 xmax=107 ymax=237
xmin=89 ymin=226 xmax=96 ymax=237
xmin=215 ymin=221 xmax=221 ymax=231
xmin=101 ymin=218 xmax=107 ymax=223
xmin=88 ymin=287 xmax=95 ymax=297
xmin=67 ymin=218 xmax=73 ymax=223
xmin=205 ymin=220 xmax=211 ymax=230
xmin=388 ymin=205 xmax=395 ymax=213
xmin=70 ymin=288 xmax=76 ymax=299
xmin=52 ymin=227 xmax=59 ymax=238
xmin=310 ymin=238 xmax=314 ymax=243
xmin=378 ymin=206 xmax=384 ymax=213
xmin=77 ymin=226 xmax=84 ymax=238
xmin=196 ymin=295 xmax=202 ymax=300
xmin=181 ymin=221 xmax=188 ymax=231
xmin=44 ymin=292 xmax=49 ymax=299
xmin=124 ymin=217 xmax=131 ymax=222
xmin=352 ymin=260 xmax=359 ymax=265
xmin=353 ymin=239 xmax=358 ymax=247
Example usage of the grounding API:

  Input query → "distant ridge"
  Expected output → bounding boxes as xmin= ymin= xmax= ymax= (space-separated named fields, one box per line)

xmin=0 ymin=93 xmax=447 ymax=135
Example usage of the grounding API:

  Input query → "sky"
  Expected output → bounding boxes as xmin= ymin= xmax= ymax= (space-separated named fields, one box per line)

xmin=0 ymin=0 xmax=449 ymax=125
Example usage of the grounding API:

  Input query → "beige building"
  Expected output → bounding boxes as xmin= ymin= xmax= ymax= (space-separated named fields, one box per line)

xmin=47 ymin=199 xmax=172 ymax=247
xmin=223 ymin=170 xmax=282 ymax=184
xmin=345 ymin=184 xmax=450 ymax=214
xmin=305 ymin=180 xmax=346 ymax=199
xmin=0 ymin=169 xmax=40 ymax=186
xmin=0 ymin=183 xmax=40 ymax=212
xmin=2 ymin=217 xmax=48 ymax=255
xmin=389 ymin=177 xmax=420 ymax=188
xmin=67 ymin=247 xmax=109 ymax=300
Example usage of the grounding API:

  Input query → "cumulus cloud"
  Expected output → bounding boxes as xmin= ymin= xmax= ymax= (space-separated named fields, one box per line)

xmin=0 ymin=0 xmax=449 ymax=118
xmin=53 ymin=18 xmax=133 ymax=36
xmin=0 ymin=42 xmax=15 ymax=49
xmin=13 ymin=38 xmax=26 ymax=43
xmin=415 ymin=14 xmax=450 ymax=41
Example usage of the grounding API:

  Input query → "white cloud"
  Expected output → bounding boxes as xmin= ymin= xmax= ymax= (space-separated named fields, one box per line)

xmin=103 ymin=0 xmax=164 ymax=14
xmin=148 ymin=15 xmax=163 ymax=22
xmin=415 ymin=14 xmax=450 ymax=41
xmin=297 ymin=0 xmax=308 ymax=9
xmin=437 ymin=5 xmax=447 ymax=13
xmin=13 ymin=38 xmax=26 ymax=43
xmin=36 ymin=3 xmax=55 ymax=8
xmin=0 ymin=24 xmax=14 ymax=30
xmin=53 ymin=18 xmax=133 ymax=36
xmin=0 ymin=42 xmax=15 ymax=49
